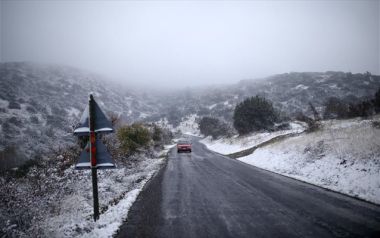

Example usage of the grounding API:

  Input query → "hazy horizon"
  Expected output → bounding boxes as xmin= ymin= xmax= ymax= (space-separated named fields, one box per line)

xmin=1 ymin=0 xmax=379 ymax=88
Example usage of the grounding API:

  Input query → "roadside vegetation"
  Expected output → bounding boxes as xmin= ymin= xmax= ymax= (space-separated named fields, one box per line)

xmin=233 ymin=96 xmax=279 ymax=135
xmin=323 ymin=88 xmax=380 ymax=119
xmin=199 ymin=117 xmax=232 ymax=139
xmin=0 ymin=115 xmax=173 ymax=237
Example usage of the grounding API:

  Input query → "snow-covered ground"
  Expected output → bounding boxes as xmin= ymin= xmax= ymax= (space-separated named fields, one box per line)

xmin=42 ymin=159 xmax=163 ymax=238
xmin=0 ymin=145 xmax=175 ymax=238
xmin=175 ymin=114 xmax=201 ymax=136
xmin=200 ymin=122 xmax=305 ymax=155
xmin=157 ymin=114 xmax=201 ymax=136
xmin=237 ymin=118 xmax=380 ymax=204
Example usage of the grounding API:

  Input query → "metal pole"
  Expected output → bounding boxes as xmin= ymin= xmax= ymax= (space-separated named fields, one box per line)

xmin=89 ymin=94 xmax=100 ymax=221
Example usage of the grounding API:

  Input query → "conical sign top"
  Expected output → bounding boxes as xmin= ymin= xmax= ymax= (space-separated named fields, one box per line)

xmin=75 ymin=139 xmax=116 ymax=169
xmin=73 ymin=99 xmax=113 ymax=136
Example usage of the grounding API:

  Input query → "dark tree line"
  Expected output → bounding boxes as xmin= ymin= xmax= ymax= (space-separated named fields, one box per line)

xmin=323 ymin=88 xmax=380 ymax=119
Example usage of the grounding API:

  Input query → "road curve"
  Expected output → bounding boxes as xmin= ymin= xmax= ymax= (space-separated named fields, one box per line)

xmin=116 ymin=137 xmax=380 ymax=238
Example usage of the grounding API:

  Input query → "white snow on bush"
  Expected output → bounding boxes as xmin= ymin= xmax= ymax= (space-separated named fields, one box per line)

xmin=39 ymin=157 xmax=165 ymax=238
xmin=175 ymin=114 xmax=201 ymax=136
xmin=0 ymin=143 xmax=175 ymax=238
xmin=238 ymin=118 xmax=380 ymax=204
xmin=156 ymin=115 xmax=200 ymax=136
xmin=200 ymin=122 xmax=305 ymax=155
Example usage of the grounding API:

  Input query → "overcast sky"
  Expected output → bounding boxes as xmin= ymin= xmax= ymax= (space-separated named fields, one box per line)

xmin=1 ymin=0 xmax=379 ymax=88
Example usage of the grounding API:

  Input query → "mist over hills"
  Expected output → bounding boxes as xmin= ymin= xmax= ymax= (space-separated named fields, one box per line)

xmin=155 ymin=71 xmax=380 ymax=126
xmin=0 ymin=62 xmax=379 ymax=168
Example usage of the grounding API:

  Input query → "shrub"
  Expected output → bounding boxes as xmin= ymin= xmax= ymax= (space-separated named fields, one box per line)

xmin=30 ymin=116 xmax=39 ymax=124
xmin=14 ymin=159 xmax=40 ymax=177
xmin=0 ymin=146 xmax=25 ymax=172
xmin=295 ymin=111 xmax=320 ymax=132
xmin=107 ymin=112 xmax=121 ymax=127
xmin=152 ymin=125 xmax=162 ymax=142
xmin=323 ymin=97 xmax=349 ymax=119
xmin=117 ymin=123 xmax=151 ymax=155
xmin=8 ymin=101 xmax=21 ymax=109
xmin=347 ymin=100 xmax=374 ymax=118
xmin=199 ymin=117 xmax=231 ymax=139
xmin=372 ymin=121 xmax=380 ymax=129
xmin=166 ymin=107 xmax=182 ymax=128
xmin=375 ymin=88 xmax=380 ymax=111
xmin=233 ymin=96 xmax=278 ymax=135
xmin=150 ymin=124 xmax=173 ymax=148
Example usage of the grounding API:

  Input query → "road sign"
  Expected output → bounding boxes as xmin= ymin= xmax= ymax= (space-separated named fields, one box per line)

xmin=73 ymin=100 xmax=114 ymax=136
xmin=75 ymin=139 xmax=115 ymax=169
xmin=74 ymin=94 xmax=115 ymax=221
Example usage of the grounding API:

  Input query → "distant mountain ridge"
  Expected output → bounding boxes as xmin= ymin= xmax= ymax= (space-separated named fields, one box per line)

xmin=155 ymin=71 xmax=380 ymax=126
xmin=0 ymin=62 xmax=379 ymax=168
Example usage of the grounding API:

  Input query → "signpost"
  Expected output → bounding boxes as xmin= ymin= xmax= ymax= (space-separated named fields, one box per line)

xmin=74 ymin=94 xmax=115 ymax=221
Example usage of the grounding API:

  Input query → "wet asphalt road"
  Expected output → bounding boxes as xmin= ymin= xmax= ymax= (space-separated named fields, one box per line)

xmin=116 ymin=138 xmax=380 ymax=238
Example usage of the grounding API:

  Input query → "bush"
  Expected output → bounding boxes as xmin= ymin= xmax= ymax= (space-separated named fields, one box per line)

xmin=199 ymin=117 xmax=231 ymax=139
xmin=107 ymin=112 xmax=121 ymax=127
xmin=166 ymin=107 xmax=182 ymax=127
xmin=233 ymin=96 xmax=278 ymax=135
xmin=117 ymin=123 xmax=151 ymax=155
xmin=295 ymin=112 xmax=320 ymax=132
xmin=14 ymin=159 xmax=40 ymax=177
xmin=347 ymin=100 xmax=374 ymax=118
xmin=8 ymin=101 xmax=21 ymax=109
xmin=323 ymin=97 xmax=349 ymax=119
xmin=152 ymin=125 xmax=162 ymax=142
xmin=0 ymin=146 xmax=25 ymax=172
xmin=375 ymin=88 xmax=380 ymax=111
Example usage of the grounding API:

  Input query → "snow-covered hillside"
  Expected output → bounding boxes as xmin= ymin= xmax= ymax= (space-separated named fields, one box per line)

xmin=0 ymin=62 xmax=160 ymax=169
xmin=238 ymin=118 xmax=380 ymax=204
xmin=201 ymin=117 xmax=380 ymax=204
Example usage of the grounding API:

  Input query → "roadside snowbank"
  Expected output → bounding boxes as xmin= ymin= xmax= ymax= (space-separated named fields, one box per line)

xmin=41 ymin=158 xmax=164 ymax=238
xmin=238 ymin=119 xmax=380 ymax=204
xmin=200 ymin=122 xmax=305 ymax=155
xmin=0 ymin=145 xmax=175 ymax=238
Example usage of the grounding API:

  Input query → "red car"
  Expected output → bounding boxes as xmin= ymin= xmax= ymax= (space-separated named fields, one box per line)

xmin=177 ymin=140 xmax=192 ymax=153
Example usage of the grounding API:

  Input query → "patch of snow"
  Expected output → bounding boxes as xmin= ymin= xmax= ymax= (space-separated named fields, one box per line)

xmin=316 ymin=74 xmax=330 ymax=83
xmin=294 ymin=84 xmax=309 ymax=90
xmin=208 ymin=103 xmax=217 ymax=109
xmin=200 ymin=122 xmax=305 ymax=155
xmin=156 ymin=118 xmax=174 ymax=131
xmin=139 ymin=112 xmax=149 ymax=119
xmin=82 ymin=189 xmax=141 ymax=238
xmin=175 ymin=114 xmax=200 ymax=136
xmin=67 ymin=107 xmax=81 ymax=118
xmin=0 ymin=99 xmax=9 ymax=108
